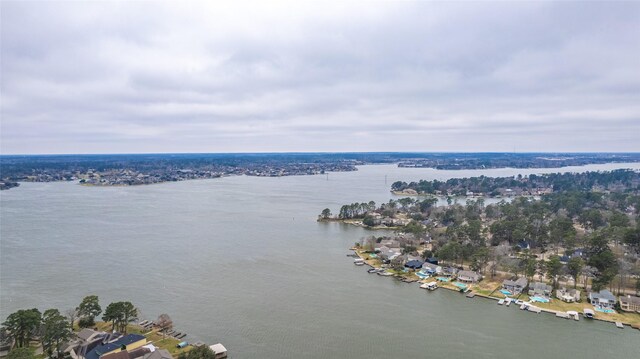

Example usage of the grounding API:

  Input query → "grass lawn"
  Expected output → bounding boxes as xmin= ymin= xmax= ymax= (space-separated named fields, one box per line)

xmin=144 ymin=330 xmax=192 ymax=357
xmin=470 ymin=281 xmax=503 ymax=298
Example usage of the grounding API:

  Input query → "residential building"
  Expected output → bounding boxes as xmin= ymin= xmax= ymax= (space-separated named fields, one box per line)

xmin=502 ymin=277 xmax=528 ymax=294
xmin=528 ymin=282 xmax=552 ymax=298
xmin=143 ymin=349 xmax=173 ymax=359
xmin=619 ymin=295 xmax=640 ymax=313
xmin=420 ymin=262 xmax=442 ymax=275
xmin=556 ymin=287 xmax=581 ymax=303
xmin=589 ymin=290 xmax=617 ymax=309
xmin=457 ymin=270 xmax=481 ymax=283
xmin=84 ymin=334 xmax=147 ymax=359
xmin=405 ymin=260 xmax=424 ymax=270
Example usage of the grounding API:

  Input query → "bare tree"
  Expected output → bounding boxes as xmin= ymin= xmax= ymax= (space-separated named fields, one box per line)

xmin=65 ymin=308 xmax=79 ymax=330
xmin=156 ymin=314 xmax=173 ymax=338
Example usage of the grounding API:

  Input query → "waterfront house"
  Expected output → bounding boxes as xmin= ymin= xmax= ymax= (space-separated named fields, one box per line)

xmin=103 ymin=347 xmax=152 ymax=359
xmin=77 ymin=329 xmax=103 ymax=343
xmin=70 ymin=332 xmax=119 ymax=359
xmin=378 ymin=246 xmax=401 ymax=261
xmin=618 ymin=295 xmax=640 ymax=313
xmin=528 ymin=282 xmax=552 ymax=298
xmin=457 ymin=270 xmax=482 ymax=283
xmin=405 ymin=260 xmax=424 ymax=270
xmin=142 ymin=349 xmax=173 ymax=359
xmin=589 ymin=290 xmax=617 ymax=309
xmin=442 ymin=267 xmax=458 ymax=277
xmin=421 ymin=262 xmax=442 ymax=275
xmin=502 ymin=277 xmax=528 ymax=294
xmin=209 ymin=343 xmax=227 ymax=358
xmin=85 ymin=334 xmax=147 ymax=359
xmin=556 ymin=287 xmax=581 ymax=303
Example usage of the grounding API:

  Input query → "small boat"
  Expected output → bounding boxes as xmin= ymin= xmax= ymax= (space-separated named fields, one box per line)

xmin=615 ymin=322 xmax=624 ymax=329
xmin=178 ymin=333 xmax=187 ymax=339
xmin=498 ymin=299 xmax=504 ymax=305
xmin=583 ymin=308 xmax=595 ymax=319
xmin=354 ymin=258 xmax=365 ymax=266
xmin=139 ymin=320 xmax=149 ymax=326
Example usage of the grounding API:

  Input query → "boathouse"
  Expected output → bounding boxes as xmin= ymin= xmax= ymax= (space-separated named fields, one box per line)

xmin=209 ymin=344 xmax=227 ymax=358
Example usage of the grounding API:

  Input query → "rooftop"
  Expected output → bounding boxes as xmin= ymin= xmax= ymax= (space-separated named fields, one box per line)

xmin=209 ymin=344 xmax=227 ymax=354
xmin=85 ymin=334 xmax=146 ymax=359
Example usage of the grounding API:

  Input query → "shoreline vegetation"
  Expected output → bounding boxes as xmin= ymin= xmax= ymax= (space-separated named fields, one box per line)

xmin=320 ymin=169 xmax=640 ymax=330
xmin=3 ymin=152 xmax=640 ymax=190
xmin=1 ymin=296 xmax=226 ymax=359
xmin=390 ymin=169 xmax=640 ymax=198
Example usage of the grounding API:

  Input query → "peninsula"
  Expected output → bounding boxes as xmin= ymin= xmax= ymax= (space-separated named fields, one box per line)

xmin=321 ymin=170 xmax=640 ymax=328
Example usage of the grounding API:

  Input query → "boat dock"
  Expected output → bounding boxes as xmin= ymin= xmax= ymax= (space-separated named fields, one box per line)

xmin=420 ymin=282 xmax=438 ymax=291
xmin=567 ymin=311 xmax=580 ymax=321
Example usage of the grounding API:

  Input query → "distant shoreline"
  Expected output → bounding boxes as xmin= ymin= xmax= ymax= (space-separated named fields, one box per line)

xmin=3 ymin=161 xmax=640 ymax=191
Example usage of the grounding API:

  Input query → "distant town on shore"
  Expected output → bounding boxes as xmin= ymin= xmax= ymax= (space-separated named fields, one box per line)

xmin=2 ymin=152 xmax=640 ymax=190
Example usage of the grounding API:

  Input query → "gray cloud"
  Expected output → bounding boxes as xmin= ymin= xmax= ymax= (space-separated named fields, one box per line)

xmin=1 ymin=1 xmax=639 ymax=154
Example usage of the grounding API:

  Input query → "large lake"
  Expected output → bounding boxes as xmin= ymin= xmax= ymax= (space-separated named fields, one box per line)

xmin=2 ymin=163 xmax=640 ymax=358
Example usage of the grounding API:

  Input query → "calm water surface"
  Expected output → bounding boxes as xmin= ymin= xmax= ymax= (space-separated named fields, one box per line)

xmin=2 ymin=163 xmax=640 ymax=358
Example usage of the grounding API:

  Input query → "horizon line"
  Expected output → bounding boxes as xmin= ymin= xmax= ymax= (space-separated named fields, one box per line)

xmin=2 ymin=151 xmax=640 ymax=157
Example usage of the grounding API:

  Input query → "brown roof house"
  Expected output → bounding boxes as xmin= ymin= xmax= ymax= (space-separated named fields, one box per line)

xmin=619 ymin=295 xmax=640 ymax=313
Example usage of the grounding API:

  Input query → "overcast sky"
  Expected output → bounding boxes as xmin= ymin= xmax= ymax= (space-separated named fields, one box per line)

xmin=1 ymin=1 xmax=639 ymax=154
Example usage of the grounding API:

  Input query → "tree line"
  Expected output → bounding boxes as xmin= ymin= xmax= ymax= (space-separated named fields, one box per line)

xmin=391 ymin=169 xmax=640 ymax=197
xmin=2 ymin=295 xmax=138 ymax=359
